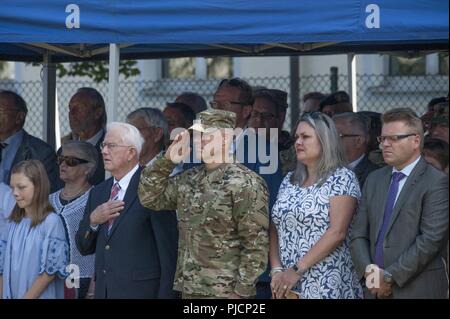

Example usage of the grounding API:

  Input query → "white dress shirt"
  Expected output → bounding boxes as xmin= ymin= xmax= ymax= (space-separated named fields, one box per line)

xmin=112 ymin=164 xmax=139 ymax=201
xmin=392 ymin=155 xmax=421 ymax=204
xmin=90 ymin=164 xmax=139 ymax=231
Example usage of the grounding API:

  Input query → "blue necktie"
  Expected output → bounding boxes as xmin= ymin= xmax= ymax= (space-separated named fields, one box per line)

xmin=374 ymin=172 xmax=406 ymax=268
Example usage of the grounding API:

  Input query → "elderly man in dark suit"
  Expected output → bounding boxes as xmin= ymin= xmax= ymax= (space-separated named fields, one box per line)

xmin=350 ymin=108 xmax=448 ymax=299
xmin=0 ymin=90 xmax=58 ymax=192
xmin=333 ymin=112 xmax=379 ymax=188
xmin=76 ymin=122 xmax=178 ymax=299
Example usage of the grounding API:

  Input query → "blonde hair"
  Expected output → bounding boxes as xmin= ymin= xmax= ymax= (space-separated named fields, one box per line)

xmin=8 ymin=160 xmax=53 ymax=227
xmin=382 ymin=108 xmax=424 ymax=149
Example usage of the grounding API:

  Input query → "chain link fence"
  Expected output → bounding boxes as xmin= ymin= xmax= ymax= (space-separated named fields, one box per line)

xmin=1 ymin=74 xmax=448 ymax=140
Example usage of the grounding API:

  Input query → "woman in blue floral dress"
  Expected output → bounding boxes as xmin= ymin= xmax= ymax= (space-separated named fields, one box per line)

xmin=270 ymin=112 xmax=363 ymax=299
xmin=0 ymin=160 xmax=69 ymax=299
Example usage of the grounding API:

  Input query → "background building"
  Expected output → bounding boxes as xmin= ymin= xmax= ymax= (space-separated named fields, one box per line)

xmin=0 ymin=53 xmax=448 ymax=142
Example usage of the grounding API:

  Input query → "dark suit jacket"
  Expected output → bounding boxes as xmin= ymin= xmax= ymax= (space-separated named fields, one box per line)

xmin=7 ymin=130 xmax=58 ymax=193
xmin=57 ymin=130 xmax=106 ymax=187
xmin=353 ymin=155 xmax=379 ymax=189
xmin=75 ymin=167 xmax=178 ymax=299
xmin=350 ymin=157 xmax=449 ymax=299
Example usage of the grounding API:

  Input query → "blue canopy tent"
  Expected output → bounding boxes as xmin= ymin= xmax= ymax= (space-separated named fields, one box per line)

xmin=0 ymin=0 xmax=448 ymax=61
xmin=0 ymin=0 xmax=448 ymax=146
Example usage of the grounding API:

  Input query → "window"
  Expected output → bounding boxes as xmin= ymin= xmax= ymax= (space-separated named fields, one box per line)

xmin=206 ymin=57 xmax=232 ymax=78
xmin=162 ymin=57 xmax=232 ymax=79
xmin=390 ymin=54 xmax=425 ymax=76
xmin=389 ymin=53 xmax=448 ymax=76
xmin=162 ymin=57 xmax=195 ymax=78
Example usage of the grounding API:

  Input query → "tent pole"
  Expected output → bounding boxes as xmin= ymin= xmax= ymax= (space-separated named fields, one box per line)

xmin=347 ymin=53 xmax=358 ymax=112
xmin=108 ymin=43 xmax=120 ymax=123
xmin=43 ymin=51 xmax=56 ymax=148
xmin=289 ymin=56 xmax=300 ymax=132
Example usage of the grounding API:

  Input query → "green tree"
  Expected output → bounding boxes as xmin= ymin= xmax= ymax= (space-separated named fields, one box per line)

xmin=31 ymin=60 xmax=140 ymax=83
xmin=57 ymin=60 xmax=140 ymax=83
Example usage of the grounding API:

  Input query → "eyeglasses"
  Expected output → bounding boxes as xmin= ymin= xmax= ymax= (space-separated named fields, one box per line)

xmin=251 ymin=110 xmax=277 ymax=121
xmin=339 ymin=133 xmax=361 ymax=139
xmin=57 ymin=155 xmax=89 ymax=167
xmin=100 ymin=142 xmax=132 ymax=151
xmin=209 ymin=100 xmax=242 ymax=110
xmin=376 ymin=134 xmax=417 ymax=143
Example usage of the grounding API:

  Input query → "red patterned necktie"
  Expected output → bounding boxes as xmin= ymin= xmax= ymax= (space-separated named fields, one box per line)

xmin=107 ymin=182 xmax=121 ymax=232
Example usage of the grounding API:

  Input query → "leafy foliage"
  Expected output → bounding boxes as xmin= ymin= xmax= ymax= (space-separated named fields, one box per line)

xmin=30 ymin=60 xmax=140 ymax=83
xmin=57 ymin=60 xmax=140 ymax=83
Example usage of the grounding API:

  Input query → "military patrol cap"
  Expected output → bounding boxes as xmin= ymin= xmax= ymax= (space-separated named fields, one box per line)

xmin=431 ymin=102 xmax=449 ymax=126
xmin=189 ymin=109 xmax=236 ymax=133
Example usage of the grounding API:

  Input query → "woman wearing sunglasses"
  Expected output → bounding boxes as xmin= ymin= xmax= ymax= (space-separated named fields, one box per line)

xmin=49 ymin=141 xmax=98 ymax=299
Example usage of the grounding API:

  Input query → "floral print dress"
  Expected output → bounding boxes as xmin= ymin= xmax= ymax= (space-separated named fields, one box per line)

xmin=272 ymin=167 xmax=363 ymax=299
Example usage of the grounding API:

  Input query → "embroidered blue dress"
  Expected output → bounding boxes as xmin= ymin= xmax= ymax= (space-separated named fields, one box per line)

xmin=271 ymin=167 xmax=363 ymax=299
xmin=49 ymin=189 xmax=95 ymax=280
xmin=0 ymin=212 xmax=69 ymax=299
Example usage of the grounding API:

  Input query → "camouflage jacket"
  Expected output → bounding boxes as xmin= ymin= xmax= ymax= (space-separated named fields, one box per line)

xmin=138 ymin=157 xmax=269 ymax=298
xmin=279 ymin=144 xmax=297 ymax=177
xmin=278 ymin=130 xmax=297 ymax=176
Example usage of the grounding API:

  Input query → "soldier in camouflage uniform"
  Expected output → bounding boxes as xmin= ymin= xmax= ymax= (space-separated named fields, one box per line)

xmin=138 ymin=109 xmax=269 ymax=299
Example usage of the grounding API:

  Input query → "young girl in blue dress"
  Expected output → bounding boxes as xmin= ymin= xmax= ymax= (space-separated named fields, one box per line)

xmin=0 ymin=160 xmax=69 ymax=299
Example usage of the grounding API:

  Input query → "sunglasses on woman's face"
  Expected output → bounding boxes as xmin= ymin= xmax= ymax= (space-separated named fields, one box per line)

xmin=57 ymin=155 xmax=89 ymax=167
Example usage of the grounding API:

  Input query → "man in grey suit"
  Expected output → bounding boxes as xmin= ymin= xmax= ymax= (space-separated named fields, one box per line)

xmin=350 ymin=108 xmax=448 ymax=299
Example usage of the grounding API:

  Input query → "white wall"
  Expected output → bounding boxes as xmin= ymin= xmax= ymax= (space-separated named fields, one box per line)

xmin=137 ymin=60 xmax=161 ymax=81
xmin=300 ymin=54 xmax=348 ymax=76
xmin=238 ymin=57 xmax=289 ymax=78
xmin=14 ymin=62 xmax=41 ymax=81
xmin=357 ymin=54 xmax=385 ymax=75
